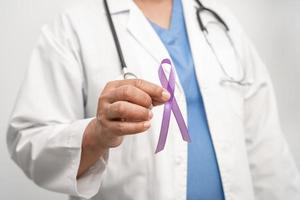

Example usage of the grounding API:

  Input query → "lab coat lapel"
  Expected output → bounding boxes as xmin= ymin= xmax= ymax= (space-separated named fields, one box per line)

xmin=181 ymin=0 xmax=222 ymax=89
xmin=125 ymin=1 xmax=188 ymax=141
xmin=108 ymin=0 xmax=185 ymax=93
xmin=125 ymin=0 xmax=186 ymax=96
xmin=126 ymin=2 xmax=169 ymax=64
xmin=108 ymin=0 xmax=168 ymax=62
xmin=107 ymin=0 xmax=187 ymax=137
xmin=182 ymin=0 xmax=234 ymax=198
xmin=107 ymin=0 xmax=131 ymax=13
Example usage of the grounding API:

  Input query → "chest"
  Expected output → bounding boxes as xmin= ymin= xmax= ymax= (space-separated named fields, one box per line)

xmin=70 ymin=2 xmax=255 ymax=199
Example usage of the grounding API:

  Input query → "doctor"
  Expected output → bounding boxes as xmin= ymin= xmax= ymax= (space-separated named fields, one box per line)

xmin=7 ymin=0 xmax=300 ymax=199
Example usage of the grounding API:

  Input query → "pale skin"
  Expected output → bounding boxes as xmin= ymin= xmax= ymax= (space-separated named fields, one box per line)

xmin=77 ymin=0 xmax=173 ymax=178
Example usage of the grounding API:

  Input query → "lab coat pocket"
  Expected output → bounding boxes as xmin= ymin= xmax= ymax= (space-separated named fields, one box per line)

xmin=221 ymin=83 xmax=247 ymax=120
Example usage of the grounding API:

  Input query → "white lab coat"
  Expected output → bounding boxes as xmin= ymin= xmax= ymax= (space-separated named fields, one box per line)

xmin=7 ymin=0 xmax=300 ymax=199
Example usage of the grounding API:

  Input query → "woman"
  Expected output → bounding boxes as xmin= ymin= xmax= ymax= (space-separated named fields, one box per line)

xmin=7 ymin=0 xmax=300 ymax=199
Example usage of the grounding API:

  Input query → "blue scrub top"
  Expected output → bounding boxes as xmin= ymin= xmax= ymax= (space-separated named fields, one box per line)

xmin=149 ymin=0 xmax=225 ymax=199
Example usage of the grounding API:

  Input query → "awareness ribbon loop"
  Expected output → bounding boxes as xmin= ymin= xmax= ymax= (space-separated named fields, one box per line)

xmin=155 ymin=58 xmax=191 ymax=153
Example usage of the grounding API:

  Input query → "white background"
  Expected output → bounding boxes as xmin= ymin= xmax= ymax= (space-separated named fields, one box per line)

xmin=0 ymin=0 xmax=299 ymax=199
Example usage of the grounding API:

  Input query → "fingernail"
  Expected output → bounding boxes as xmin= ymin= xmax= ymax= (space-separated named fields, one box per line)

xmin=144 ymin=121 xmax=151 ymax=128
xmin=148 ymin=110 xmax=153 ymax=119
xmin=162 ymin=90 xmax=170 ymax=101
xmin=149 ymin=104 xmax=153 ymax=110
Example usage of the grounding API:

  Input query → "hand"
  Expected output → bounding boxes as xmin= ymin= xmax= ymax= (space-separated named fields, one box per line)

xmin=77 ymin=79 xmax=170 ymax=178
xmin=89 ymin=79 xmax=170 ymax=150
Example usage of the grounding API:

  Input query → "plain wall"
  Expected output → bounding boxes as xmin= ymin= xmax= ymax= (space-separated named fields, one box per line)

xmin=0 ymin=0 xmax=299 ymax=199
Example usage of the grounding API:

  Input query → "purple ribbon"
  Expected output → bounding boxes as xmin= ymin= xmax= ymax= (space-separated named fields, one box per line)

xmin=155 ymin=59 xmax=191 ymax=153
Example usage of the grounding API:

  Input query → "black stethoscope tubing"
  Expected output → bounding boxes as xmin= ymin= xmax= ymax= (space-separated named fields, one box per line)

xmin=103 ymin=0 xmax=250 ymax=85
xmin=103 ymin=0 xmax=127 ymax=70
xmin=103 ymin=0 xmax=229 ymax=73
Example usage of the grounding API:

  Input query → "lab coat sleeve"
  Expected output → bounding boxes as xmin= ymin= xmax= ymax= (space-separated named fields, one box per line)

xmin=6 ymin=14 xmax=107 ymax=199
xmin=242 ymin=35 xmax=300 ymax=199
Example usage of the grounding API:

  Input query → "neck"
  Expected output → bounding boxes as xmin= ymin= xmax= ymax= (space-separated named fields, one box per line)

xmin=133 ymin=0 xmax=173 ymax=29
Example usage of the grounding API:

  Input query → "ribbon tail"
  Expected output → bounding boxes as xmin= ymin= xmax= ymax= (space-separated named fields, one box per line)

xmin=155 ymin=103 xmax=172 ymax=153
xmin=171 ymin=98 xmax=191 ymax=142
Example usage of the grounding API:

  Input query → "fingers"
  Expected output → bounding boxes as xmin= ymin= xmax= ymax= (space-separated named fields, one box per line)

xmin=96 ymin=79 xmax=170 ymax=140
xmin=102 ymin=119 xmax=151 ymax=136
xmin=107 ymin=85 xmax=153 ymax=108
xmin=105 ymin=79 xmax=170 ymax=105
xmin=131 ymin=79 xmax=170 ymax=104
xmin=106 ymin=101 xmax=152 ymax=122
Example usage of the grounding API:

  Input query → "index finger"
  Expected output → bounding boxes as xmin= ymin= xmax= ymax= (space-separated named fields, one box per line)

xmin=106 ymin=79 xmax=170 ymax=105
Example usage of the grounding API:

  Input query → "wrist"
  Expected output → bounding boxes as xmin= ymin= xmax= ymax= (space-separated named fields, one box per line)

xmin=82 ymin=118 xmax=109 ymax=154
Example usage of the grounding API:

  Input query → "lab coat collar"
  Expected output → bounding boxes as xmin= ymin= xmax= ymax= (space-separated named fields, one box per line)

xmin=182 ymin=1 xmax=237 ymax=199
xmin=125 ymin=2 xmax=186 ymax=95
xmin=106 ymin=0 xmax=131 ymax=14
xmin=181 ymin=0 xmax=222 ymax=89
xmin=126 ymin=2 xmax=170 ymax=64
xmin=106 ymin=0 xmax=170 ymax=63
xmin=106 ymin=0 xmax=185 ymax=94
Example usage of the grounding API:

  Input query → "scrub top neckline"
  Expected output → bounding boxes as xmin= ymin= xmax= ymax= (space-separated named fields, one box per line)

xmin=148 ymin=0 xmax=181 ymax=44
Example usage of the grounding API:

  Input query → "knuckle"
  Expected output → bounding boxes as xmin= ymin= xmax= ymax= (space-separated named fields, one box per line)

xmin=134 ymin=79 xmax=144 ymax=88
xmin=116 ymin=123 xmax=126 ymax=135
xmin=115 ymin=102 xmax=126 ymax=115
xmin=144 ymin=96 xmax=152 ymax=107
xmin=144 ymin=109 xmax=150 ymax=118
xmin=103 ymin=81 xmax=113 ymax=90
xmin=97 ymin=110 xmax=106 ymax=125
xmin=140 ymin=108 xmax=149 ymax=120
xmin=97 ymin=99 xmax=107 ymax=120
xmin=121 ymin=85 xmax=132 ymax=99
xmin=98 ymin=91 xmax=111 ymax=104
xmin=104 ymin=80 xmax=121 ymax=91
xmin=106 ymin=80 xmax=116 ymax=87
xmin=98 ymin=94 xmax=106 ymax=104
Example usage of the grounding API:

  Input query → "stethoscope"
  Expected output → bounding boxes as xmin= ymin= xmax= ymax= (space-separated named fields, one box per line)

xmin=103 ymin=0 xmax=250 ymax=85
